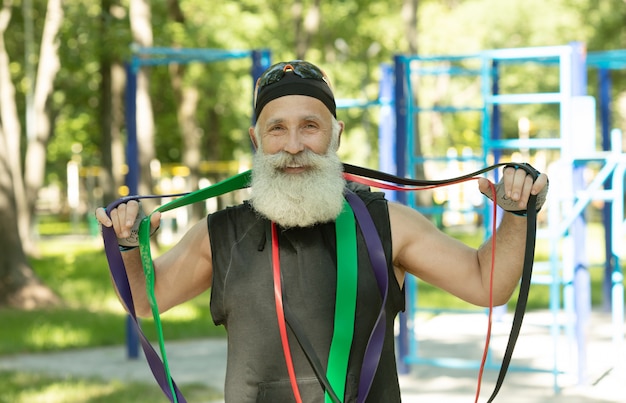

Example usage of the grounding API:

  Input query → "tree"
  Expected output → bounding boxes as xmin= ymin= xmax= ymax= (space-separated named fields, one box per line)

xmin=99 ymin=0 xmax=127 ymax=204
xmin=129 ymin=0 xmax=156 ymax=202
xmin=0 ymin=0 xmax=58 ymax=308
xmin=166 ymin=0 xmax=205 ymax=222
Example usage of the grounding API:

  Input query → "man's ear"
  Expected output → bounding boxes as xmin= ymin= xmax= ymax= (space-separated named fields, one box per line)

xmin=249 ymin=126 xmax=258 ymax=150
xmin=337 ymin=120 xmax=345 ymax=148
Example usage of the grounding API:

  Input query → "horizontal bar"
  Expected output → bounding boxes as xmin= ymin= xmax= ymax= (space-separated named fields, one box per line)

xmin=485 ymin=138 xmax=563 ymax=149
xmin=335 ymin=99 xmax=380 ymax=109
xmin=413 ymin=106 xmax=483 ymax=113
xmin=486 ymin=93 xmax=563 ymax=104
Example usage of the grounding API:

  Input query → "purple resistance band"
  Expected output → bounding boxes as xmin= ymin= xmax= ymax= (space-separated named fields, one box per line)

xmin=344 ymin=189 xmax=390 ymax=402
xmin=102 ymin=195 xmax=187 ymax=403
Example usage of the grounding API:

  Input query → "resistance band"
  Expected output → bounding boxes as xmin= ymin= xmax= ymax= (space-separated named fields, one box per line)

xmin=275 ymin=191 xmax=391 ymax=403
xmin=271 ymin=200 xmax=358 ymax=403
xmin=102 ymin=162 xmax=538 ymax=403
xmin=325 ymin=200 xmax=358 ymax=403
xmin=343 ymin=162 xmax=538 ymax=403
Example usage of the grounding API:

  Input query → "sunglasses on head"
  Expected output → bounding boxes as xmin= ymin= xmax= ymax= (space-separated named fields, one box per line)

xmin=254 ymin=60 xmax=332 ymax=104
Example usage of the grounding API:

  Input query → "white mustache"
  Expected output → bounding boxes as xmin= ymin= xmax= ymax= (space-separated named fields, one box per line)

xmin=265 ymin=150 xmax=326 ymax=171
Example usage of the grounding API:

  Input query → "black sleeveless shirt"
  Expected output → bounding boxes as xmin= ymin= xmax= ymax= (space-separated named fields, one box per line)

xmin=208 ymin=184 xmax=405 ymax=402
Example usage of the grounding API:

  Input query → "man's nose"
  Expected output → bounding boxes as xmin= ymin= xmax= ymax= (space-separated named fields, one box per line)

xmin=283 ymin=130 xmax=305 ymax=154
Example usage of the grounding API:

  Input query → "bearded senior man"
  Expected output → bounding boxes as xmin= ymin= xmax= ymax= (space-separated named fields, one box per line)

xmin=95 ymin=60 xmax=549 ymax=402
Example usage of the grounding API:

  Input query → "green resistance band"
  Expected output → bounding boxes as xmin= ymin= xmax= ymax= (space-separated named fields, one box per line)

xmin=325 ymin=200 xmax=358 ymax=403
xmin=138 ymin=170 xmax=252 ymax=403
xmin=137 ymin=170 xmax=358 ymax=403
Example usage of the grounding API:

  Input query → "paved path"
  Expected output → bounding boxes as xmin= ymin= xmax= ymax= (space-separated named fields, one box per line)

xmin=1 ymin=311 xmax=623 ymax=402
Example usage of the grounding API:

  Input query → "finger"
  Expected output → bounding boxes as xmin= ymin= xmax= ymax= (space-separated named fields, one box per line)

xmin=531 ymin=173 xmax=549 ymax=195
xmin=477 ymin=177 xmax=494 ymax=199
xmin=509 ymin=168 xmax=531 ymax=202
xmin=516 ymin=175 xmax=535 ymax=209
xmin=114 ymin=204 xmax=132 ymax=238
xmin=109 ymin=208 xmax=125 ymax=237
xmin=125 ymin=200 xmax=140 ymax=227
xmin=502 ymin=167 xmax=517 ymax=199
xmin=94 ymin=207 xmax=112 ymax=227
xmin=150 ymin=211 xmax=161 ymax=232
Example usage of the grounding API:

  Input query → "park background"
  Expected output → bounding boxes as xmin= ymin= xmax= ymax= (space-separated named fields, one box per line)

xmin=1 ymin=0 xmax=625 ymax=402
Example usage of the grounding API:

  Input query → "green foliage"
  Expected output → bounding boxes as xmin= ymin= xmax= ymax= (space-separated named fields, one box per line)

xmin=4 ymin=0 xmax=625 ymax=185
xmin=0 ymin=371 xmax=220 ymax=403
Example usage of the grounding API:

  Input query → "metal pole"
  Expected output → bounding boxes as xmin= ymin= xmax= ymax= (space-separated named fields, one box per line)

xmin=393 ymin=55 xmax=408 ymax=205
xmin=570 ymin=41 xmax=591 ymax=385
xmin=598 ymin=68 xmax=614 ymax=313
xmin=378 ymin=63 xmax=397 ymax=202
xmin=124 ymin=59 xmax=140 ymax=359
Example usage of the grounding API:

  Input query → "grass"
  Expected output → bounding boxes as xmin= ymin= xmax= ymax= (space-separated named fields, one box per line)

xmin=1 ymin=237 xmax=224 ymax=356
xmin=0 ymin=371 xmax=220 ymax=403
xmin=1 ymin=230 xmax=225 ymax=402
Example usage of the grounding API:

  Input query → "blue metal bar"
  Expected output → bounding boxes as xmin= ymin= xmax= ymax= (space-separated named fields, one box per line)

xmin=124 ymin=60 xmax=140 ymax=360
xmin=393 ymin=55 xmax=408 ymax=205
xmin=485 ymin=138 xmax=563 ymax=150
xmin=598 ymin=68 xmax=614 ymax=313
xmin=490 ymin=60 xmax=502 ymax=167
xmin=555 ymin=159 xmax=618 ymax=236
xmin=410 ymin=155 xmax=485 ymax=163
xmin=377 ymin=63 xmax=397 ymax=202
xmin=569 ymin=42 xmax=591 ymax=387
xmin=486 ymin=92 xmax=564 ymax=104
xmin=483 ymin=45 xmax=573 ymax=60
xmin=250 ymin=49 xmax=271 ymax=125
xmin=336 ymin=99 xmax=380 ymax=109
xmin=404 ymin=53 xmax=482 ymax=63
xmin=587 ymin=50 xmax=626 ymax=69
xmin=134 ymin=46 xmax=251 ymax=59
xmin=393 ymin=55 xmax=410 ymax=374
xmin=413 ymin=105 xmax=483 ymax=113
xmin=410 ymin=66 xmax=481 ymax=76
xmin=610 ymin=157 xmax=625 ymax=354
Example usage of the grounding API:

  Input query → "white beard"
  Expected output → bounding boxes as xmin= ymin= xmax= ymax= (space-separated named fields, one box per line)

xmin=250 ymin=148 xmax=346 ymax=228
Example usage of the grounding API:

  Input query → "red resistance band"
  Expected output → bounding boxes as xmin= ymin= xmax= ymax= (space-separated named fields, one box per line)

xmin=345 ymin=173 xmax=498 ymax=403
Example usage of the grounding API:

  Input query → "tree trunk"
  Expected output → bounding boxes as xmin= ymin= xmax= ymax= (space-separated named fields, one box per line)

xmin=129 ymin=0 xmax=157 ymax=212
xmin=0 ymin=1 xmax=58 ymax=308
xmin=1 ymin=0 xmax=30 ymax=255
xmin=292 ymin=0 xmax=321 ymax=60
xmin=0 ymin=140 xmax=59 ymax=308
xmin=23 ymin=0 xmax=63 ymax=246
xmin=167 ymin=0 xmax=204 ymax=223
xmin=99 ymin=0 xmax=126 ymax=204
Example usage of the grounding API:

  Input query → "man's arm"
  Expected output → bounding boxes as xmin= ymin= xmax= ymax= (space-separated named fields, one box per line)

xmin=95 ymin=201 xmax=213 ymax=317
xmin=390 ymin=167 xmax=548 ymax=307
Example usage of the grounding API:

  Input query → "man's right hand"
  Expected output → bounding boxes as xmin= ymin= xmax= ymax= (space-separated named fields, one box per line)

xmin=95 ymin=201 xmax=161 ymax=248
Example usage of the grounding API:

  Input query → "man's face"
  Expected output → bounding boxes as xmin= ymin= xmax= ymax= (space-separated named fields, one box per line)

xmin=248 ymin=95 xmax=346 ymax=228
xmin=251 ymin=95 xmax=342 ymax=160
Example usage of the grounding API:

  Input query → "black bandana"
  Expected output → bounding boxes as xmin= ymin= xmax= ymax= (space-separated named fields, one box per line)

xmin=254 ymin=71 xmax=336 ymax=120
